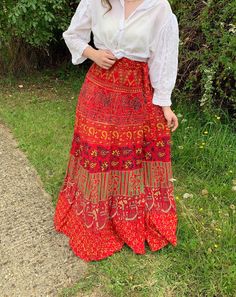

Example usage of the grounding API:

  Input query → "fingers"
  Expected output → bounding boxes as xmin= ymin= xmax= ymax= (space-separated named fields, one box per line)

xmin=101 ymin=57 xmax=117 ymax=69
xmin=166 ymin=115 xmax=178 ymax=132
xmin=104 ymin=50 xmax=117 ymax=59
xmin=96 ymin=49 xmax=117 ymax=69
xmin=167 ymin=119 xmax=172 ymax=128
xmin=171 ymin=116 xmax=178 ymax=132
xmin=105 ymin=57 xmax=117 ymax=65
xmin=106 ymin=54 xmax=117 ymax=61
xmin=101 ymin=62 xmax=115 ymax=69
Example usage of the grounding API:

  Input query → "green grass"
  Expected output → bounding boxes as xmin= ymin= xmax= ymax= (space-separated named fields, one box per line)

xmin=0 ymin=68 xmax=235 ymax=297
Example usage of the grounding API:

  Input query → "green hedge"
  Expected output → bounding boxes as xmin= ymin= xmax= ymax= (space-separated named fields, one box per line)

xmin=171 ymin=0 xmax=236 ymax=118
xmin=0 ymin=0 xmax=79 ymax=72
xmin=0 ymin=0 xmax=235 ymax=117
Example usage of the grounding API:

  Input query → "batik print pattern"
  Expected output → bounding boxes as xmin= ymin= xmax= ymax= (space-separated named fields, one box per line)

xmin=53 ymin=57 xmax=178 ymax=261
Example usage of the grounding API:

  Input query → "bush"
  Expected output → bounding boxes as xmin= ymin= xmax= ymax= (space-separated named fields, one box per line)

xmin=171 ymin=0 xmax=236 ymax=119
xmin=0 ymin=0 xmax=80 ymax=73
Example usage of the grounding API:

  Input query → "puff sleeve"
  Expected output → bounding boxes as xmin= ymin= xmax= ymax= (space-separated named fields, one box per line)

xmin=62 ymin=0 xmax=92 ymax=65
xmin=148 ymin=12 xmax=180 ymax=106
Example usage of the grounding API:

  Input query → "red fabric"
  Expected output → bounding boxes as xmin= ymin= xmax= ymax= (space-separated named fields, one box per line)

xmin=53 ymin=57 xmax=178 ymax=262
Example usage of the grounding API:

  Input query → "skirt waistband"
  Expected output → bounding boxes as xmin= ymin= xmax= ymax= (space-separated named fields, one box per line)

xmin=86 ymin=57 xmax=152 ymax=94
xmin=113 ymin=57 xmax=148 ymax=69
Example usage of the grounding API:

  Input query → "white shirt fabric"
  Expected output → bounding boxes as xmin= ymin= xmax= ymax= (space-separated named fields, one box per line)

xmin=62 ymin=0 xmax=180 ymax=107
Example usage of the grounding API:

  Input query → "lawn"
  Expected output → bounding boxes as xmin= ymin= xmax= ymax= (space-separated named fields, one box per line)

xmin=0 ymin=68 xmax=235 ymax=297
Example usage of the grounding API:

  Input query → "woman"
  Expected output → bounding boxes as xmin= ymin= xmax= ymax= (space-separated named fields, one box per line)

xmin=54 ymin=0 xmax=179 ymax=262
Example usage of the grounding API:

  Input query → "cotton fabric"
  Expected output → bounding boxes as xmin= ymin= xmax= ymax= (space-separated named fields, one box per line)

xmin=53 ymin=57 xmax=178 ymax=261
xmin=62 ymin=0 xmax=180 ymax=106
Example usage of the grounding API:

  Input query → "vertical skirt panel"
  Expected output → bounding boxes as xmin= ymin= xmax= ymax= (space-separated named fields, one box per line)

xmin=53 ymin=57 xmax=178 ymax=262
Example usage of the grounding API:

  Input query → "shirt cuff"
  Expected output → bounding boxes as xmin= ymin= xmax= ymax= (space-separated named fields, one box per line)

xmin=72 ymin=42 xmax=90 ymax=65
xmin=152 ymin=90 xmax=172 ymax=106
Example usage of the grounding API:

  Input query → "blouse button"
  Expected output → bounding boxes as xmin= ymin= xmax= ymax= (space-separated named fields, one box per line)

xmin=119 ymin=20 xmax=124 ymax=31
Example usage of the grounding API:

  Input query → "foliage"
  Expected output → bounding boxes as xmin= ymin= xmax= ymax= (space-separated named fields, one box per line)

xmin=0 ymin=0 xmax=78 ymax=45
xmin=0 ymin=0 xmax=80 ymax=73
xmin=0 ymin=0 xmax=235 ymax=116
xmin=171 ymin=0 xmax=236 ymax=118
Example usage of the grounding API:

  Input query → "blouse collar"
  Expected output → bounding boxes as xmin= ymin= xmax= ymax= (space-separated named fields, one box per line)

xmin=119 ymin=0 xmax=159 ymax=11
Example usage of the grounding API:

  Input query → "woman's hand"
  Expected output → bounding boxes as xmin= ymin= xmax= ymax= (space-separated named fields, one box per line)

xmin=162 ymin=106 xmax=178 ymax=132
xmin=83 ymin=46 xmax=117 ymax=69
xmin=93 ymin=49 xmax=117 ymax=69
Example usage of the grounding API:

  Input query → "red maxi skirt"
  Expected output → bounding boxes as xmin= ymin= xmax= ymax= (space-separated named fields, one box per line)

xmin=53 ymin=57 xmax=178 ymax=262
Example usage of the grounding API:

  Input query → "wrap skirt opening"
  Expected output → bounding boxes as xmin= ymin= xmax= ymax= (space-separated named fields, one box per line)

xmin=53 ymin=57 xmax=178 ymax=262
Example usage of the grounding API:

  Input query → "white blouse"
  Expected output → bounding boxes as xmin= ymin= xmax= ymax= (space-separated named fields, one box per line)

xmin=62 ymin=0 xmax=180 ymax=107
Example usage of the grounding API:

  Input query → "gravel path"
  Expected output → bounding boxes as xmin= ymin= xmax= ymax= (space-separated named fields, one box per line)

xmin=0 ymin=122 xmax=87 ymax=297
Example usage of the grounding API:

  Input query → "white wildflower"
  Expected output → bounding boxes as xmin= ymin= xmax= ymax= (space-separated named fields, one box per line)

xmin=182 ymin=193 xmax=193 ymax=199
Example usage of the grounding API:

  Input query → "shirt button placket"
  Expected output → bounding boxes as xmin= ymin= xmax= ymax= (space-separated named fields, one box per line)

xmin=115 ymin=20 xmax=125 ymax=48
